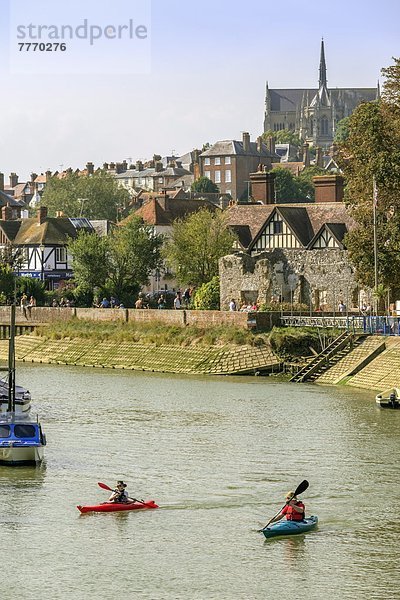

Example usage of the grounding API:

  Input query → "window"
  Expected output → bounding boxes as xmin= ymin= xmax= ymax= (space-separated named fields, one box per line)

xmin=321 ymin=116 xmax=329 ymax=136
xmin=0 ymin=425 xmax=11 ymax=438
xmin=225 ymin=156 xmax=231 ymax=165
xmin=273 ymin=221 xmax=283 ymax=234
xmin=204 ymin=170 xmax=211 ymax=180
xmin=225 ymin=189 xmax=232 ymax=196
xmin=56 ymin=247 xmax=67 ymax=262
xmin=214 ymin=170 xmax=221 ymax=183
xmin=214 ymin=157 xmax=221 ymax=165
xmin=14 ymin=424 xmax=36 ymax=438
xmin=204 ymin=158 xmax=210 ymax=166
xmin=225 ymin=169 xmax=231 ymax=183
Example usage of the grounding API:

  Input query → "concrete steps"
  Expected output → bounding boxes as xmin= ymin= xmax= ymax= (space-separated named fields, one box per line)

xmin=347 ymin=338 xmax=400 ymax=390
xmin=316 ymin=336 xmax=385 ymax=384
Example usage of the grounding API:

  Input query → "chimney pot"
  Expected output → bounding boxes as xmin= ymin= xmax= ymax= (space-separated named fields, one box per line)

xmin=242 ymin=132 xmax=250 ymax=153
xmin=1 ymin=204 xmax=13 ymax=221
xmin=9 ymin=172 xmax=18 ymax=188
xmin=37 ymin=206 xmax=48 ymax=224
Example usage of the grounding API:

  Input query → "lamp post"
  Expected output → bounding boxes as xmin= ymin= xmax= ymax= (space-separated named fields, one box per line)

xmin=39 ymin=243 xmax=45 ymax=284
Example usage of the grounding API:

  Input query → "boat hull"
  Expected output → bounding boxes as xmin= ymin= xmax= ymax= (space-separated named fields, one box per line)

xmin=376 ymin=388 xmax=400 ymax=409
xmin=0 ymin=444 xmax=45 ymax=465
xmin=262 ymin=516 xmax=318 ymax=539
xmin=77 ymin=500 xmax=159 ymax=513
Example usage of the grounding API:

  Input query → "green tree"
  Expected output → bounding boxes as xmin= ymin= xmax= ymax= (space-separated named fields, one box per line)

xmin=68 ymin=230 xmax=109 ymax=293
xmin=334 ymin=116 xmax=351 ymax=144
xmin=192 ymin=276 xmax=220 ymax=310
xmin=191 ymin=176 xmax=219 ymax=194
xmin=165 ymin=209 xmax=236 ymax=287
xmin=107 ymin=217 xmax=164 ymax=302
xmin=41 ymin=170 xmax=130 ymax=220
xmin=262 ymin=129 xmax=302 ymax=147
xmin=68 ymin=217 xmax=163 ymax=306
xmin=339 ymin=59 xmax=400 ymax=294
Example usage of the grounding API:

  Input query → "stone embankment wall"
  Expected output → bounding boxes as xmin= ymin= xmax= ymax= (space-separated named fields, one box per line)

xmin=0 ymin=306 xmax=281 ymax=331
xmin=0 ymin=335 xmax=281 ymax=376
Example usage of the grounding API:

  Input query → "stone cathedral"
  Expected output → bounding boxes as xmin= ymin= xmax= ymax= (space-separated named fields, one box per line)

xmin=263 ymin=40 xmax=378 ymax=148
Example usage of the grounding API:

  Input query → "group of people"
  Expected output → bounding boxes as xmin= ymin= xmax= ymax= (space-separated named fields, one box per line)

xmin=229 ymin=299 xmax=259 ymax=312
xmin=20 ymin=293 xmax=36 ymax=317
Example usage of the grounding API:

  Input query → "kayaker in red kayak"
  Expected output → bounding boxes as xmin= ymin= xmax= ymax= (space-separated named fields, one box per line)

xmin=108 ymin=481 xmax=134 ymax=503
xmin=268 ymin=490 xmax=305 ymax=523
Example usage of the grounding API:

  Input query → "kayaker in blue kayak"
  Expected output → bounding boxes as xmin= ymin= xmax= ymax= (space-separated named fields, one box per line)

xmin=268 ymin=490 xmax=305 ymax=523
xmin=108 ymin=481 xmax=134 ymax=503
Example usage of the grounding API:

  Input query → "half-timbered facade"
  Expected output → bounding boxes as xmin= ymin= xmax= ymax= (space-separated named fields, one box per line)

xmin=0 ymin=207 xmax=109 ymax=289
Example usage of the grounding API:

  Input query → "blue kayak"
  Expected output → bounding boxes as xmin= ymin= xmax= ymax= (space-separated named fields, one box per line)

xmin=262 ymin=516 xmax=318 ymax=539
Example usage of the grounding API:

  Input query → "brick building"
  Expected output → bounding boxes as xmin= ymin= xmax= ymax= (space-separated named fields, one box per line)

xmin=199 ymin=132 xmax=278 ymax=201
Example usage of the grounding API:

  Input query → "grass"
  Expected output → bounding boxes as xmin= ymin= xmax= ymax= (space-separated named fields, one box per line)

xmin=34 ymin=319 xmax=271 ymax=348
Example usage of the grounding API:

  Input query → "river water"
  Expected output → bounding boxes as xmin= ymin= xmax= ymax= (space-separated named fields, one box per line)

xmin=1 ymin=364 xmax=399 ymax=600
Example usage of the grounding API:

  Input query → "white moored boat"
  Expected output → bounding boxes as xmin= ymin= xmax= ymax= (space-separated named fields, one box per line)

xmin=0 ymin=305 xmax=46 ymax=465
xmin=375 ymin=388 xmax=400 ymax=409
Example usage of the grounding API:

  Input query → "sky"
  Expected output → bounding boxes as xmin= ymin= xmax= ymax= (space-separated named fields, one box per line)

xmin=1 ymin=0 xmax=399 ymax=180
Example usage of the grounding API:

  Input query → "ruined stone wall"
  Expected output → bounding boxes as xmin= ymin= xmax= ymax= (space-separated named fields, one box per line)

xmin=220 ymin=249 xmax=360 ymax=311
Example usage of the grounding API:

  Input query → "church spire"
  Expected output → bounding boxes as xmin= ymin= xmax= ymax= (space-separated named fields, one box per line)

xmin=319 ymin=38 xmax=327 ymax=87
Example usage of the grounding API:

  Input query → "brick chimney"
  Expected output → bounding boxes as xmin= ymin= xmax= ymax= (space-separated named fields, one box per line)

xmin=316 ymin=147 xmax=323 ymax=168
xmin=157 ymin=190 xmax=170 ymax=210
xmin=45 ymin=170 xmax=52 ymax=181
xmin=256 ymin=136 xmax=263 ymax=153
xmin=2 ymin=204 xmax=13 ymax=220
xmin=249 ymin=170 xmax=276 ymax=204
xmin=109 ymin=162 xmax=116 ymax=170
xmin=267 ymin=136 xmax=276 ymax=156
xmin=86 ymin=162 xmax=94 ymax=175
xmin=242 ymin=132 xmax=250 ymax=153
xmin=0 ymin=172 xmax=4 ymax=190
xmin=9 ymin=172 xmax=18 ymax=188
xmin=154 ymin=161 xmax=163 ymax=172
xmin=302 ymin=143 xmax=310 ymax=168
xmin=30 ymin=172 xmax=38 ymax=183
xmin=103 ymin=162 xmax=109 ymax=170
xmin=115 ymin=162 xmax=123 ymax=174
xmin=37 ymin=206 xmax=48 ymax=224
xmin=313 ymin=175 xmax=344 ymax=203
xmin=136 ymin=160 xmax=144 ymax=172
xmin=122 ymin=160 xmax=128 ymax=171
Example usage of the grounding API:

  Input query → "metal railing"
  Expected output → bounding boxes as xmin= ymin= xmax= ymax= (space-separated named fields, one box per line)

xmin=280 ymin=315 xmax=400 ymax=336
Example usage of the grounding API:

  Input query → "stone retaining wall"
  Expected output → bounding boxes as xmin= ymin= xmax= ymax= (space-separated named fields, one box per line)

xmin=0 ymin=306 xmax=281 ymax=330
xmin=0 ymin=335 xmax=280 ymax=375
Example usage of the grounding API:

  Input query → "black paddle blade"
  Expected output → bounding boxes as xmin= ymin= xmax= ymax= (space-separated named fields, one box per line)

xmin=294 ymin=479 xmax=309 ymax=497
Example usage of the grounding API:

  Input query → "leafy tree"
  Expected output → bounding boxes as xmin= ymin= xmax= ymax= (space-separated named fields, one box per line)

xmin=68 ymin=230 xmax=109 ymax=293
xmin=191 ymin=176 xmax=219 ymax=194
xmin=334 ymin=116 xmax=351 ymax=144
xmin=338 ymin=58 xmax=400 ymax=295
xmin=107 ymin=217 xmax=164 ymax=303
xmin=192 ymin=276 xmax=220 ymax=310
xmin=262 ymin=129 xmax=302 ymax=147
xmin=68 ymin=216 xmax=163 ymax=306
xmin=165 ymin=209 xmax=236 ymax=287
xmin=41 ymin=170 xmax=130 ymax=220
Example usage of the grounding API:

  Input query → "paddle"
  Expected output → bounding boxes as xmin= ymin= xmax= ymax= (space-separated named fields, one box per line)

xmin=258 ymin=479 xmax=309 ymax=532
xmin=97 ymin=482 xmax=146 ymax=505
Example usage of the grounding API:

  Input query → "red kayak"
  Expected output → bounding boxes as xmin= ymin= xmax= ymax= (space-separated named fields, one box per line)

xmin=77 ymin=500 xmax=159 ymax=514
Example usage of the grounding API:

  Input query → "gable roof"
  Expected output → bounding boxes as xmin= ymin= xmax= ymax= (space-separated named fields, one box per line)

xmin=126 ymin=197 xmax=217 ymax=227
xmin=200 ymin=140 xmax=277 ymax=159
xmin=0 ymin=220 xmax=22 ymax=241
xmin=307 ymin=222 xmax=348 ymax=249
xmin=227 ymin=201 xmax=355 ymax=251
xmin=13 ymin=217 xmax=93 ymax=246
